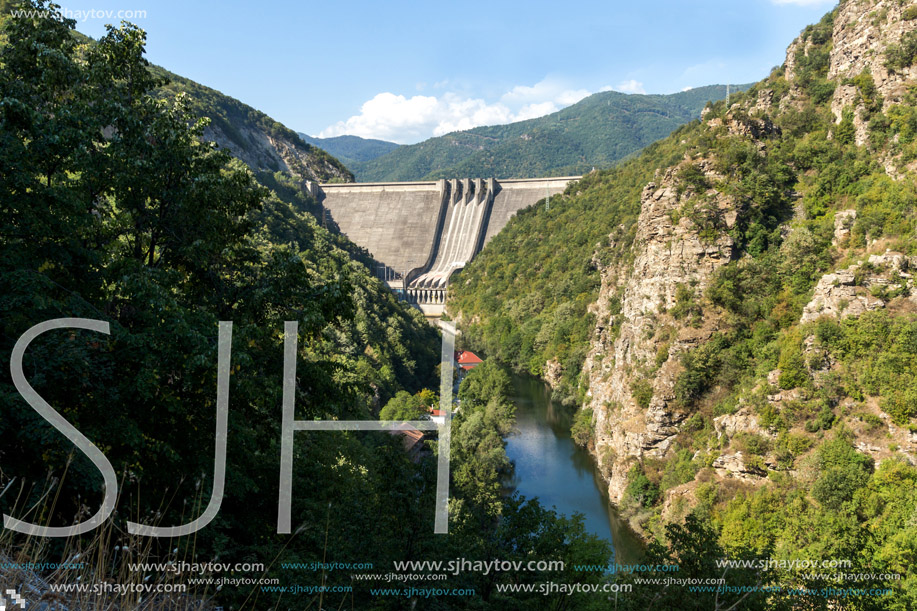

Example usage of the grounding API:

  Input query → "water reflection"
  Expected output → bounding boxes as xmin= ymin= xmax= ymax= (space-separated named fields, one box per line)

xmin=503 ymin=374 xmax=643 ymax=564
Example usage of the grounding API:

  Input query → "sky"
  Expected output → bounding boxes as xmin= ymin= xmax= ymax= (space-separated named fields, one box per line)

xmin=60 ymin=0 xmax=838 ymax=144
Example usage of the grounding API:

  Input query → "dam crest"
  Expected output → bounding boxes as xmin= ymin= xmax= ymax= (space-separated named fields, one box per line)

xmin=310 ymin=176 xmax=579 ymax=315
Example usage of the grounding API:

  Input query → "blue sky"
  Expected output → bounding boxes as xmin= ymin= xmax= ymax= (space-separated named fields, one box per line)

xmin=61 ymin=0 xmax=837 ymax=144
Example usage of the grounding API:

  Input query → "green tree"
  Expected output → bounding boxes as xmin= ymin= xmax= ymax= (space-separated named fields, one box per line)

xmin=379 ymin=390 xmax=428 ymax=420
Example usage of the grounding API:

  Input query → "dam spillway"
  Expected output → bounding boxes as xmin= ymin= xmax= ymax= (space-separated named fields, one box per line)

xmin=312 ymin=176 xmax=579 ymax=314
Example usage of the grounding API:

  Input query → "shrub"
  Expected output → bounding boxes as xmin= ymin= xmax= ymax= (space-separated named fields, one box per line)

xmin=625 ymin=464 xmax=660 ymax=507
xmin=885 ymin=31 xmax=917 ymax=72
xmin=677 ymin=163 xmax=710 ymax=196
xmin=880 ymin=383 xmax=917 ymax=425
xmin=631 ymin=378 xmax=655 ymax=409
xmin=735 ymin=433 xmax=771 ymax=456
xmin=810 ymin=437 xmax=873 ymax=510
xmin=671 ymin=283 xmax=702 ymax=322
xmin=804 ymin=403 xmax=836 ymax=432
xmin=571 ymin=407 xmax=595 ymax=447
xmin=857 ymin=412 xmax=885 ymax=432
xmin=849 ymin=70 xmax=882 ymax=116
xmin=684 ymin=413 xmax=706 ymax=432
xmin=674 ymin=334 xmax=729 ymax=406
xmin=655 ymin=342 xmax=672 ymax=368
xmin=660 ymin=449 xmax=700 ymax=491
xmin=835 ymin=107 xmax=856 ymax=145
xmin=778 ymin=432 xmax=813 ymax=455
xmin=777 ymin=331 xmax=810 ymax=389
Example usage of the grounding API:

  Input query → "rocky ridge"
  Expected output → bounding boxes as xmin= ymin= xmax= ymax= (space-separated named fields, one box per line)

xmin=580 ymin=0 xmax=917 ymax=526
xmin=202 ymin=121 xmax=349 ymax=183
xmin=581 ymin=157 xmax=742 ymax=503
xmin=828 ymin=0 xmax=917 ymax=145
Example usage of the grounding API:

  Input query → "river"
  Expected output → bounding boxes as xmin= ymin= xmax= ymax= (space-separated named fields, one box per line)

xmin=503 ymin=374 xmax=644 ymax=564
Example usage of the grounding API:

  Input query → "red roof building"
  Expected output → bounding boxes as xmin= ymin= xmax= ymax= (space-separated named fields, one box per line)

xmin=454 ymin=350 xmax=483 ymax=371
xmin=389 ymin=424 xmax=427 ymax=462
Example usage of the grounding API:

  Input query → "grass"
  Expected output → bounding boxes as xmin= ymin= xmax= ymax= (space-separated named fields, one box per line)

xmin=0 ymin=460 xmax=217 ymax=610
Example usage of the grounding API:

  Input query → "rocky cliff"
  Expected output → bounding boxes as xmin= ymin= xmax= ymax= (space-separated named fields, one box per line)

xmin=580 ymin=0 xmax=917 ymax=530
xmin=582 ymin=125 xmax=768 ymax=504
xmin=154 ymin=67 xmax=353 ymax=183
xmin=201 ymin=121 xmax=349 ymax=182
xmin=828 ymin=0 xmax=917 ymax=152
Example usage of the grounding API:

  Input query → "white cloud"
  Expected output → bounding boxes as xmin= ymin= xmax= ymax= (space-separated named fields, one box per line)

xmin=501 ymin=77 xmax=589 ymax=107
xmin=556 ymin=89 xmax=591 ymax=105
xmin=319 ymin=93 xmax=445 ymax=143
xmin=321 ymin=77 xmax=597 ymax=143
xmin=514 ymin=101 xmax=560 ymax=122
xmin=615 ymin=79 xmax=647 ymax=94
xmin=770 ymin=0 xmax=835 ymax=5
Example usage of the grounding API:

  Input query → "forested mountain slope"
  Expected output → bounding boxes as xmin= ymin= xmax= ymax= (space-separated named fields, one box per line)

xmin=153 ymin=67 xmax=353 ymax=182
xmin=0 ymin=4 xmax=629 ymax=609
xmin=451 ymin=0 xmax=917 ymax=606
xmin=351 ymin=84 xmax=748 ymax=181
xmin=299 ymin=132 xmax=400 ymax=169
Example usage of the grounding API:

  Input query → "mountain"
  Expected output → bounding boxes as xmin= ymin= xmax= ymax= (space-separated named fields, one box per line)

xmin=299 ymin=133 xmax=400 ymax=168
xmin=9 ymin=18 xmax=355 ymax=183
xmin=350 ymin=84 xmax=750 ymax=181
xmin=2 ymin=7 xmax=624 ymax=610
xmin=151 ymin=67 xmax=353 ymax=182
xmin=450 ymin=1 xmax=917 ymax=605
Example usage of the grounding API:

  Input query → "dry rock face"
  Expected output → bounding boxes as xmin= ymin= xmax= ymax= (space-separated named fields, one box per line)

xmin=542 ymin=357 xmax=563 ymax=390
xmin=582 ymin=159 xmax=739 ymax=502
xmin=833 ymin=209 xmax=858 ymax=245
xmin=202 ymin=123 xmax=349 ymax=183
xmin=782 ymin=0 xmax=917 ymax=161
xmin=828 ymin=0 xmax=917 ymax=106
xmin=801 ymin=251 xmax=917 ymax=323
xmin=828 ymin=0 xmax=917 ymax=148
xmin=711 ymin=452 xmax=765 ymax=479
xmin=714 ymin=407 xmax=770 ymax=440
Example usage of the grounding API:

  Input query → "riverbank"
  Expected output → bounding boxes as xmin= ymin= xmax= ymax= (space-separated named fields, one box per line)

xmin=502 ymin=374 xmax=644 ymax=564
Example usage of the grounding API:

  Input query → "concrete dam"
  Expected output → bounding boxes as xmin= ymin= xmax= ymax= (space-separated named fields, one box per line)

xmin=311 ymin=176 xmax=579 ymax=315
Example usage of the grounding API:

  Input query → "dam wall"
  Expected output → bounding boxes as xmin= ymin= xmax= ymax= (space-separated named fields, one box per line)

xmin=410 ymin=178 xmax=494 ymax=290
xmin=486 ymin=177 xmax=573 ymax=243
xmin=317 ymin=180 xmax=449 ymax=281
xmin=314 ymin=176 xmax=579 ymax=307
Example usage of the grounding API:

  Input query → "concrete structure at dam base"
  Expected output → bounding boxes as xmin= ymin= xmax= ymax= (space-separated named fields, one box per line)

xmin=312 ymin=176 xmax=580 ymax=317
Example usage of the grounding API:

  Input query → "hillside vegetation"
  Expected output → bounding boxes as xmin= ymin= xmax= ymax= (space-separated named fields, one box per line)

xmin=352 ymin=85 xmax=748 ymax=181
xmin=299 ymin=132 xmax=400 ymax=169
xmin=154 ymin=67 xmax=353 ymax=182
xmin=451 ymin=1 xmax=917 ymax=606
xmin=0 ymin=4 xmax=624 ymax=608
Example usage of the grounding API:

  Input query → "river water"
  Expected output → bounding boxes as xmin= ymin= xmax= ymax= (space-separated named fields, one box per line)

xmin=503 ymin=374 xmax=644 ymax=564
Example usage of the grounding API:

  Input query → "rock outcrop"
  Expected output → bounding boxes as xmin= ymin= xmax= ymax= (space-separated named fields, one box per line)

xmin=203 ymin=122 xmax=349 ymax=183
xmin=833 ymin=209 xmax=857 ymax=246
xmin=801 ymin=251 xmax=917 ymax=323
xmin=782 ymin=1 xmax=917 ymax=172
xmin=828 ymin=0 xmax=917 ymax=114
xmin=582 ymin=158 xmax=740 ymax=502
xmin=577 ymin=0 xmax=917 ymax=528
